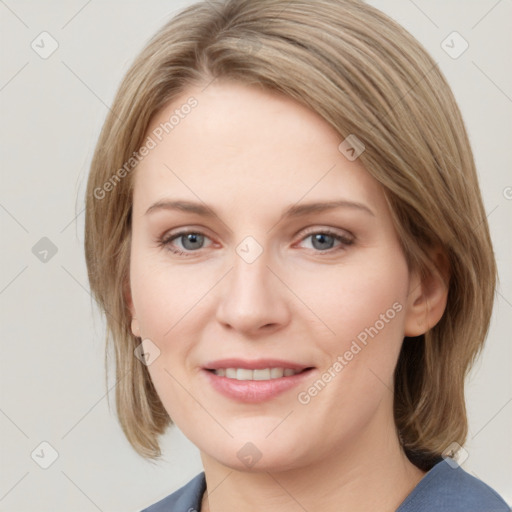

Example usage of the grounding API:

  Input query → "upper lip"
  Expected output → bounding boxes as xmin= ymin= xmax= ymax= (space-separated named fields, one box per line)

xmin=203 ymin=358 xmax=314 ymax=371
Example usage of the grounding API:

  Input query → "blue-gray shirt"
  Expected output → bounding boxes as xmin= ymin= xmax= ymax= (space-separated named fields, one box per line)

xmin=141 ymin=459 xmax=510 ymax=511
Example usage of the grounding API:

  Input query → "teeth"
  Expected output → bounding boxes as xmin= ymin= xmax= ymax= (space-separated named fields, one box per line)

xmin=253 ymin=369 xmax=270 ymax=380
xmin=236 ymin=368 xmax=253 ymax=381
xmin=270 ymin=368 xmax=283 ymax=378
xmin=213 ymin=367 xmax=302 ymax=380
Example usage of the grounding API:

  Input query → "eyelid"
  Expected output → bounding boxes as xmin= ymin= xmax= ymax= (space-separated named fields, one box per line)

xmin=296 ymin=226 xmax=354 ymax=243
xmin=161 ymin=228 xmax=212 ymax=242
xmin=160 ymin=225 xmax=214 ymax=242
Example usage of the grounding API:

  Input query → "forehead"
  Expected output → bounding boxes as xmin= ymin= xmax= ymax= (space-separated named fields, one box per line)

xmin=132 ymin=80 xmax=385 ymax=216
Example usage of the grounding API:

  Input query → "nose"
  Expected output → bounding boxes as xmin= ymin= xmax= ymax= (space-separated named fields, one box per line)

xmin=215 ymin=249 xmax=291 ymax=336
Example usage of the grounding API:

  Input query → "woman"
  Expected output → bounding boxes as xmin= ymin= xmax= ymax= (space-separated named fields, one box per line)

xmin=84 ymin=0 xmax=509 ymax=510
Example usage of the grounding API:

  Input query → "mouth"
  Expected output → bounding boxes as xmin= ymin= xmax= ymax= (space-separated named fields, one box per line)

xmin=202 ymin=359 xmax=315 ymax=402
xmin=206 ymin=367 xmax=313 ymax=380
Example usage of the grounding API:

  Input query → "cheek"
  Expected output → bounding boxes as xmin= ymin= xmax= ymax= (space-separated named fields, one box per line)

xmin=296 ymin=256 xmax=408 ymax=340
xmin=287 ymin=261 xmax=409 ymax=441
xmin=130 ymin=250 xmax=215 ymax=340
xmin=129 ymin=252 xmax=220 ymax=418
xmin=291 ymin=254 xmax=410 ymax=399
xmin=130 ymin=262 xmax=208 ymax=424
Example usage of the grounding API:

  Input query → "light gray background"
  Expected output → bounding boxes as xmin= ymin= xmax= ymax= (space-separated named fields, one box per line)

xmin=1 ymin=1 xmax=511 ymax=510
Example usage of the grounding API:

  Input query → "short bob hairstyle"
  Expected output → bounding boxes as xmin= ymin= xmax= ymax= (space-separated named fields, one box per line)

xmin=84 ymin=0 xmax=496 ymax=471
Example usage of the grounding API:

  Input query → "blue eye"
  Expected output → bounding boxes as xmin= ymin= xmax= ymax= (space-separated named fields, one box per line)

xmin=158 ymin=228 xmax=353 ymax=256
xmin=160 ymin=231 xmax=211 ymax=255
xmin=178 ymin=233 xmax=205 ymax=250
xmin=300 ymin=230 xmax=353 ymax=252
xmin=310 ymin=233 xmax=336 ymax=250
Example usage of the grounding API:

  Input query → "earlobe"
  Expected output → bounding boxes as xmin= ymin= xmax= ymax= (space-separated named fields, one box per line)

xmin=131 ymin=317 xmax=141 ymax=338
xmin=404 ymin=250 xmax=450 ymax=337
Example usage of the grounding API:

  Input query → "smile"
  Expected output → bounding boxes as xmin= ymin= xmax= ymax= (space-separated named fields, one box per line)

xmin=211 ymin=368 xmax=303 ymax=380
xmin=203 ymin=361 xmax=315 ymax=402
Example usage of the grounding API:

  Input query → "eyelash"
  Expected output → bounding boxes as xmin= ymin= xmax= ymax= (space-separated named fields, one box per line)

xmin=157 ymin=228 xmax=354 ymax=256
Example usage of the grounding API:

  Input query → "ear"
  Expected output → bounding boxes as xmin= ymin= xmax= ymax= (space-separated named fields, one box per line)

xmin=123 ymin=277 xmax=141 ymax=338
xmin=404 ymin=248 xmax=450 ymax=337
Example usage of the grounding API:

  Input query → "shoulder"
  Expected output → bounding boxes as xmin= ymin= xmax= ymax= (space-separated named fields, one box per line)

xmin=397 ymin=459 xmax=510 ymax=512
xmin=140 ymin=472 xmax=206 ymax=512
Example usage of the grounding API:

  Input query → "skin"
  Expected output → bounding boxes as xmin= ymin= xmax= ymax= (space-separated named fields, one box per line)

xmin=127 ymin=80 xmax=449 ymax=512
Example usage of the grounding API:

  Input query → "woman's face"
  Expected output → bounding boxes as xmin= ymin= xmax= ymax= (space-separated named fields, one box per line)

xmin=128 ymin=80 xmax=422 ymax=471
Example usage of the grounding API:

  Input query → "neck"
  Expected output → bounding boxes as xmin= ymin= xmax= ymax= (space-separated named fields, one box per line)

xmin=200 ymin=411 xmax=426 ymax=512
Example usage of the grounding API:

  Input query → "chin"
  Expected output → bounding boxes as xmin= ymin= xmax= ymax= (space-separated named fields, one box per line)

xmin=199 ymin=435 xmax=312 ymax=474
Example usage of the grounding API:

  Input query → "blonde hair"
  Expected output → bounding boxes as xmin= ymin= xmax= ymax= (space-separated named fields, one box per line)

xmin=84 ymin=0 xmax=496 ymax=470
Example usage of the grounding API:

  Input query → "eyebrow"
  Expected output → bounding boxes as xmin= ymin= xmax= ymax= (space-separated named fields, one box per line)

xmin=145 ymin=199 xmax=375 ymax=218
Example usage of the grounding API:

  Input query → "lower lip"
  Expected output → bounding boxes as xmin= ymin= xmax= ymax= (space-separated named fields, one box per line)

xmin=202 ymin=369 xmax=315 ymax=403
